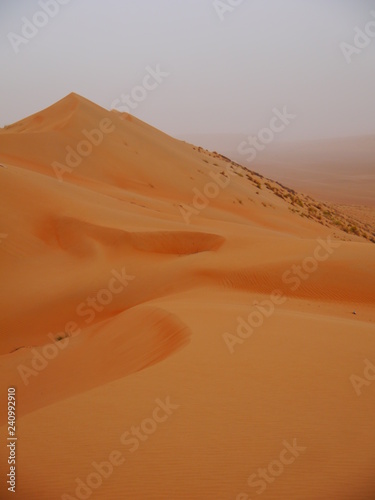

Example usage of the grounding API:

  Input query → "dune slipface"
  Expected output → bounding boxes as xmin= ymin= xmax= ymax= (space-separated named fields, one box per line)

xmin=0 ymin=94 xmax=374 ymax=499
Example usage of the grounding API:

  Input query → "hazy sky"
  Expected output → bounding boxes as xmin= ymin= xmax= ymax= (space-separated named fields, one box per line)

xmin=1 ymin=0 xmax=375 ymax=141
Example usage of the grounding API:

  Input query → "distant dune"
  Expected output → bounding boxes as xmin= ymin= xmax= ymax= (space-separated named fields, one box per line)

xmin=1 ymin=95 xmax=374 ymax=499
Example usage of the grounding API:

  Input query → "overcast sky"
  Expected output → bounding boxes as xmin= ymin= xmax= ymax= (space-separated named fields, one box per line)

xmin=1 ymin=0 xmax=375 ymax=141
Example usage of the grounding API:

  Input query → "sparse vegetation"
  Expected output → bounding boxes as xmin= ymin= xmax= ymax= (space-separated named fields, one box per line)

xmin=189 ymin=143 xmax=374 ymax=244
xmin=56 ymin=334 xmax=69 ymax=342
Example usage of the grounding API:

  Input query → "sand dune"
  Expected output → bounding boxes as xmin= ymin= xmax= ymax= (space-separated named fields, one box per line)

xmin=0 ymin=94 xmax=374 ymax=499
xmin=1 ymin=305 xmax=191 ymax=417
xmin=185 ymin=134 xmax=375 ymax=206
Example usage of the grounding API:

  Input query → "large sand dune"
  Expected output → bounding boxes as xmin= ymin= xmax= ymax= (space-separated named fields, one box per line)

xmin=0 ymin=94 xmax=374 ymax=499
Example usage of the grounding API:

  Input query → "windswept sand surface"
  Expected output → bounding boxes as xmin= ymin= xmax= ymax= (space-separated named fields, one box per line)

xmin=0 ymin=94 xmax=374 ymax=499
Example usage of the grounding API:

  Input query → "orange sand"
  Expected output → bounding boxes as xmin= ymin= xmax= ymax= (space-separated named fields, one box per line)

xmin=0 ymin=94 xmax=374 ymax=499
